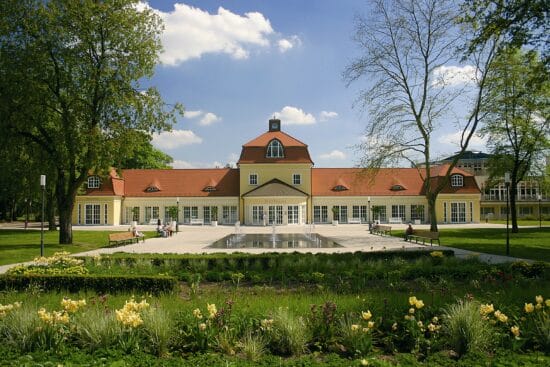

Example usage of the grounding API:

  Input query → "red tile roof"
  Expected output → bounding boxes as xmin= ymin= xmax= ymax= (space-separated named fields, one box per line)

xmin=84 ymin=170 xmax=124 ymax=196
xmin=121 ymin=168 xmax=240 ymax=197
xmin=238 ymin=131 xmax=313 ymax=164
xmin=312 ymin=167 xmax=479 ymax=196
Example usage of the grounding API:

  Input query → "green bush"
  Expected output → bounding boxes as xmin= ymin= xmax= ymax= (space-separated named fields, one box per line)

xmin=0 ymin=274 xmax=176 ymax=294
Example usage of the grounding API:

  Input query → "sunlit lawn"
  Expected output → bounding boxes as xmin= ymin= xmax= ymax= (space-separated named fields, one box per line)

xmin=0 ymin=230 xmax=156 ymax=266
xmin=394 ymin=227 xmax=550 ymax=262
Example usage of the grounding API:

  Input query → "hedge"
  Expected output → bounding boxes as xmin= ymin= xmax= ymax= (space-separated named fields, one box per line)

xmin=0 ymin=274 xmax=177 ymax=294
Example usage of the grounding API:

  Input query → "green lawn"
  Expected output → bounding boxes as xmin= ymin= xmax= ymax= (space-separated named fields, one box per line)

xmin=487 ymin=219 xmax=550 ymax=226
xmin=0 ymin=230 xmax=156 ymax=266
xmin=395 ymin=227 xmax=550 ymax=262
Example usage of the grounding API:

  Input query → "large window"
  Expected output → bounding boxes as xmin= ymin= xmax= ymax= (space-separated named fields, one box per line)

xmin=85 ymin=204 xmax=101 ymax=225
xmin=222 ymin=206 xmax=238 ymax=224
xmin=252 ymin=205 xmax=264 ymax=225
xmin=450 ymin=174 xmax=464 ymax=187
xmin=292 ymin=174 xmax=301 ymax=185
xmin=183 ymin=206 xmax=198 ymax=224
xmin=313 ymin=205 xmax=328 ymax=223
xmin=249 ymin=173 xmax=258 ymax=185
xmin=333 ymin=206 xmax=348 ymax=223
xmin=145 ymin=206 xmax=160 ymax=223
xmin=372 ymin=206 xmax=387 ymax=222
xmin=352 ymin=205 xmax=368 ymax=223
xmin=519 ymin=207 xmax=532 ymax=216
xmin=391 ymin=205 xmax=406 ymax=222
xmin=288 ymin=205 xmax=299 ymax=224
xmin=87 ymin=176 xmax=100 ymax=189
xmin=266 ymin=139 xmax=284 ymax=158
xmin=451 ymin=202 xmax=466 ymax=223
xmin=411 ymin=205 xmax=425 ymax=222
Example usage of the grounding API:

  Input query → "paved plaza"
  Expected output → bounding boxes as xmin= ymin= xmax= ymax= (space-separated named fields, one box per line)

xmin=0 ymin=222 xmax=531 ymax=274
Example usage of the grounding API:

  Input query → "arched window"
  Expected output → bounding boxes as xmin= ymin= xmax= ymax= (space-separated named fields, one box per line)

xmin=332 ymin=185 xmax=348 ymax=192
xmin=266 ymin=139 xmax=284 ymax=158
xmin=390 ymin=185 xmax=405 ymax=191
xmin=87 ymin=176 xmax=100 ymax=189
xmin=450 ymin=174 xmax=464 ymax=187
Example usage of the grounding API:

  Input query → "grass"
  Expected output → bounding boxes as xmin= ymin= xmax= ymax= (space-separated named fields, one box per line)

xmin=487 ymin=219 xmax=550 ymax=226
xmin=0 ymin=230 xmax=157 ymax=266
xmin=393 ymin=227 xmax=550 ymax=262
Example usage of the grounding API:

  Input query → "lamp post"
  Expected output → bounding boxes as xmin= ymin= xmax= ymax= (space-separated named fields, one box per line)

xmin=538 ymin=194 xmax=542 ymax=229
xmin=367 ymin=196 xmax=371 ymax=231
xmin=176 ymin=197 xmax=180 ymax=233
xmin=504 ymin=172 xmax=510 ymax=256
xmin=40 ymin=175 xmax=46 ymax=257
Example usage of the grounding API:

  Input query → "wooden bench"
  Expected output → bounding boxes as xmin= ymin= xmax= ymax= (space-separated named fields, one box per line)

xmin=108 ymin=232 xmax=142 ymax=246
xmin=407 ymin=230 xmax=440 ymax=246
xmin=371 ymin=224 xmax=392 ymax=236
xmin=190 ymin=218 xmax=204 ymax=225
xmin=389 ymin=217 xmax=403 ymax=224
xmin=348 ymin=217 xmax=362 ymax=224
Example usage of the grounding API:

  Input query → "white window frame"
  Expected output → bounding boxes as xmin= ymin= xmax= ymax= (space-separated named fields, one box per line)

xmin=249 ymin=173 xmax=258 ymax=186
xmin=85 ymin=204 xmax=101 ymax=225
xmin=87 ymin=176 xmax=100 ymax=189
xmin=266 ymin=139 xmax=284 ymax=158
xmin=292 ymin=173 xmax=301 ymax=185
xmin=451 ymin=174 xmax=464 ymax=187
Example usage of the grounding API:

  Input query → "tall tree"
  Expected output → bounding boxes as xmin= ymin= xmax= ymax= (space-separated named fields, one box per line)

xmin=480 ymin=48 xmax=549 ymax=232
xmin=344 ymin=0 xmax=498 ymax=231
xmin=0 ymin=0 xmax=182 ymax=244
xmin=116 ymin=131 xmax=174 ymax=169
xmin=462 ymin=0 xmax=549 ymax=63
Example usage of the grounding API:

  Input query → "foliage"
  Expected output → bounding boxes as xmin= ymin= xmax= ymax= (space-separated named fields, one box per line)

xmin=0 ymin=0 xmax=182 ymax=244
xmin=117 ymin=130 xmax=173 ymax=169
xmin=6 ymin=251 xmax=88 ymax=276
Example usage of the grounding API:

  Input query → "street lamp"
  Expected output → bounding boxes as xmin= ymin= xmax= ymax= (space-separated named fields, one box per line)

xmin=538 ymin=194 xmax=542 ymax=229
xmin=40 ymin=175 xmax=46 ymax=257
xmin=176 ymin=197 xmax=180 ymax=233
xmin=367 ymin=196 xmax=371 ymax=231
xmin=504 ymin=172 xmax=511 ymax=256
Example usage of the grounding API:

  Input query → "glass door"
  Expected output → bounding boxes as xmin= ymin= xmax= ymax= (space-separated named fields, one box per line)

xmin=287 ymin=205 xmax=299 ymax=224
xmin=451 ymin=202 xmax=466 ymax=223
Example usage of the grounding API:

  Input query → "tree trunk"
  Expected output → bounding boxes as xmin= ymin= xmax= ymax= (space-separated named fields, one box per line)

xmin=510 ymin=181 xmax=519 ymax=233
xmin=56 ymin=172 xmax=77 ymax=244
xmin=58 ymin=201 xmax=73 ymax=244
xmin=427 ymin=193 xmax=438 ymax=232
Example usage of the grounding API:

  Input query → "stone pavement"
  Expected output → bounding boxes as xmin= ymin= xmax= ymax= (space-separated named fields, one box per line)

xmin=0 ymin=223 xmax=533 ymax=274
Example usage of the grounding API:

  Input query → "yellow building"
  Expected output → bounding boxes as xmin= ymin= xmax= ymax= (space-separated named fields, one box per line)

xmin=74 ymin=119 xmax=481 ymax=225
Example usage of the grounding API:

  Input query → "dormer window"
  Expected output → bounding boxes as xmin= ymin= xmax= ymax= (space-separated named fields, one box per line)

xmin=87 ymin=176 xmax=100 ymax=189
xmin=333 ymin=185 xmax=348 ymax=192
xmin=451 ymin=174 xmax=464 ymax=187
xmin=390 ymin=185 xmax=405 ymax=191
xmin=145 ymin=186 xmax=160 ymax=192
xmin=203 ymin=186 xmax=217 ymax=192
xmin=266 ymin=139 xmax=284 ymax=158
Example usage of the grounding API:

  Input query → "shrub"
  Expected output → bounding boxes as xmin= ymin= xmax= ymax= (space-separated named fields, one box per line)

xmin=442 ymin=300 xmax=495 ymax=357
xmin=266 ymin=307 xmax=308 ymax=356
xmin=239 ymin=331 xmax=266 ymax=361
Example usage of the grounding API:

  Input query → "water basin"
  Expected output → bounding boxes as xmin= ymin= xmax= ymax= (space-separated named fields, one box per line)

xmin=207 ymin=233 xmax=341 ymax=249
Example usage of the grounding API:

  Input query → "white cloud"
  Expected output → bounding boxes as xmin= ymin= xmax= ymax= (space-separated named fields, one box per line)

xmin=278 ymin=35 xmax=301 ymax=53
xmin=152 ymin=129 xmax=203 ymax=149
xmin=199 ymin=112 xmax=222 ymax=126
xmin=432 ymin=65 xmax=478 ymax=87
xmin=273 ymin=106 xmax=316 ymax=125
xmin=437 ymin=130 xmax=487 ymax=150
xmin=149 ymin=3 xmax=274 ymax=65
xmin=171 ymin=159 xmax=195 ymax=168
xmin=184 ymin=110 xmax=203 ymax=119
xmin=319 ymin=150 xmax=347 ymax=160
xmin=319 ymin=111 xmax=338 ymax=122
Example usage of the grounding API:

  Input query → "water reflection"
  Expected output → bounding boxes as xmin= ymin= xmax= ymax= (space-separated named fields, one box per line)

xmin=208 ymin=233 xmax=341 ymax=249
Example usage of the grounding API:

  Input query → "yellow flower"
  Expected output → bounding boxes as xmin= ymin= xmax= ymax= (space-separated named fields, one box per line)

xmin=260 ymin=318 xmax=273 ymax=330
xmin=546 ymin=299 xmax=550 ymax=307
xmin=351 ymin=324 xmax=360 ymax=331
xmin=61 ymin=298 xmax=86 ymax=313
xmin=361 ymin=359 xmax=369 ymax=366
xmin=535 ymin=295 xmax=543 ymax=304
xmin=535 ymin=303 xmax=542 ymax=310
xmin=494 ymin=310 xmax=508 ymax=323
xmin=510 ymin=326 xmax=520 ymax=337
xmin=432 ymin=316 xmax=438 ymax=323
xmin=415 ymin=300 xmax=424 ymax=309
xmin=404 ymin=315 xmax=415 ymax=321
xmin=524 ymin=303 xmax=535 ymax=313
xmin=193 ymin=308 xmax=203 ymax=319
xmin=368 ymin=321 xmax=375 ymax=329
xmin=480 ymin=303 xmax=494 ymax=316
xmin=392 ymin=322 xmax=398 ymax=331
xmin=409 ymin=308 xmax=415 ymax=314
xmin=207 ymin=303 xmax=217 ymax=318
xmin=361 ymin=310 xmax=372 ymax=321
xmin=430 ymin=251 xmax=443 ymax=258
xmin=428 ymin=323 xmax=440 ymax=332
xmin=417 ymin=321 xmax=423 ymax=328
xmin=409 ymin=296 xmax=418 ymax=306
xmin=362 ymin=327 xmax=369 ymax=333
xmin=199 ymin=323 xmax=207 ymax=331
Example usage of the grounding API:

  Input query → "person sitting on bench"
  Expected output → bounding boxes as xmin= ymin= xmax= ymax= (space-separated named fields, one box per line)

xmin=404 ymin=223 xmax=413 ymax=241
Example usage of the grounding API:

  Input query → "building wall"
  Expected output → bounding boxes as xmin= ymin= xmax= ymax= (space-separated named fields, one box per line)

xmin=73 ymin=196 xmax=121 ymax=225
xmin=435 ymin=194 xmax=481 ymax=223
xmin=242 ymin=196 xmax=308 ymax=225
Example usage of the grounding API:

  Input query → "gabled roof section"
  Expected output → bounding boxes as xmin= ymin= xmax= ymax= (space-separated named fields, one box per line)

xmin=243 ymin=130 xmax=308 ymax=147
xmin=84 ymin=169 xmax=124 ymax=196
xmin=430 ymin=164 xmax=472 ymax=177
xmin=243 ymin=178 xmax=309 ymax=197
xmin=239 ymin=130 xmax=313 ymax=164
xmin=440 ymin=151 xmax=492 ymax=162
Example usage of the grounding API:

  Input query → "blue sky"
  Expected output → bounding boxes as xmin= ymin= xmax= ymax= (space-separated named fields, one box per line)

xmin=144 ymin=1 xmax=486 ymax=168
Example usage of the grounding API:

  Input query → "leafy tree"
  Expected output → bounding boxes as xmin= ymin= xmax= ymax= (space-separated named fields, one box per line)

xmin=0 ymin=0 xmax=182 ymax=244
xmin=480 ymin=48 xmax=549 ymax=232
xmin=462 ymin=0 xmax=549 ymax=63
xmin=117 ymin=131 xmax=174 ymax=169
xmin=344 ymin=0 xmax=498 ymax=231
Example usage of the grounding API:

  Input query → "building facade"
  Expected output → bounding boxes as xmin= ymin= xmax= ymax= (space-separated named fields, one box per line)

xmin=73 ymin=119 xmax=481 ymax=226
